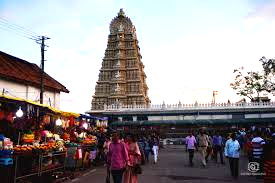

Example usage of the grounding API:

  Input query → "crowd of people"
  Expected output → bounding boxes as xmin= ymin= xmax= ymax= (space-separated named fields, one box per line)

xmin=103 ymin=132 xmax=160 ymax=183
xmin=185 ymin=127 xmax=275 ymax=182
xmin=95 ymin=126 xmax=275 ymax=183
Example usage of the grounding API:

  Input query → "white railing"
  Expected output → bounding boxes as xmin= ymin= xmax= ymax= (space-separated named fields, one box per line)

xmin=104 ymin=102 xmax=275 ymax=111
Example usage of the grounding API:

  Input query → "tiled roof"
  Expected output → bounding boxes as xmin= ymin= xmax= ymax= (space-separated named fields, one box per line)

xmin=0 ymin=51 xmax=69 ymax=93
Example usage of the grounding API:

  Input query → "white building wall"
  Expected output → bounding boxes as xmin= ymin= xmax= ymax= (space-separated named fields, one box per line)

xmin=148 ymin=116 xmax=163 ymax=121
xmin=163 ymin=116 xmax=179 ymax=120
xmin=245 ymin=114 xmax=261 ymax=119
xmin=184 ymin=116 xmax=196 ymax=120
xmin=261 ymin=113 xmax=275 ymax=118
xmin=0 ymin=79 xmax=60 ymax=109
xmin=211 ymin=114 xmax=232 ymax=119
xmin=196 ymin=115 xmax=212 ymax=120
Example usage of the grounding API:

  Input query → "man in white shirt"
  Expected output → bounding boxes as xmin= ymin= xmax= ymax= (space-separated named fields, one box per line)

xmin=185 ymin=131 xmax=197 ymax=167
xmin=224 ymin=132 xmax=240 ymax=179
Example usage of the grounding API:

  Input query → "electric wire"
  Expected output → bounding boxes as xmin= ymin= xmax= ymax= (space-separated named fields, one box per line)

xmin=0 ymin=23 xmax=38 ymax=39
xmin=0 ymin=21 xmax=38 ymax=38
xmin=0 ymin=17 xmax=39 ymax=38
xmin=0 ymin=18 xmax=40 ymax=41
xmin=0 ymin=25 xmax=37 ymax=41
xmin=0 ymin=23 xmax=39 ymax=40
xmin=0 ymin=18 xmax=51 ymax=49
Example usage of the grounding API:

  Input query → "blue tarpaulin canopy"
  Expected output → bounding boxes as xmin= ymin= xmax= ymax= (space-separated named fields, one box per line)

xmin=79 ymin=114 xmax=108 ymax=121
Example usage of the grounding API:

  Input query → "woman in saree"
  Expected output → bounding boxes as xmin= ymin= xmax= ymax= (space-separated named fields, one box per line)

xmin=123 ymin=134 xmax=141 ymax=183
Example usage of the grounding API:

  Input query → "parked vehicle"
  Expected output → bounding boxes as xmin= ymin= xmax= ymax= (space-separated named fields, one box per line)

xmin=160 ymin=138 xmax=185 ymax=146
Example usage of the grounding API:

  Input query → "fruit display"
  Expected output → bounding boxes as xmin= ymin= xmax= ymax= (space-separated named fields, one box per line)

xmin=48 ymin=139 xmax=55 ymax=146
xmin=82 ymin=135 xmax=97 ymax=145
xmin=62 ymin=133 xmax=70 ymax=141
xmin=56 ymin=140 xmax=65 ymax=151
xmin=13 ymin=143 xmax=62 ymax=154
xmin=22 ymin=131 xmax=35 ymax=143
xmin=82 ymin=138 xmax=93 ymax=144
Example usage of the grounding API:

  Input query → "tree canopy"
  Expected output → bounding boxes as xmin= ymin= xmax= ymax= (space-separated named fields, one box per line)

xmin=230 ymin=57 xmax=275 ymax=101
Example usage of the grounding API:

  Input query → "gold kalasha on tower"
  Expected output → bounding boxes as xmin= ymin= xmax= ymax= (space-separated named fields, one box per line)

xmin=91 ymin=9 xmax=150 ymax=110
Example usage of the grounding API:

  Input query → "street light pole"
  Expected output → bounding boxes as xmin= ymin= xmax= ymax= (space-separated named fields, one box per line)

xmin=213 ymin=91 xmax=218 ymax=104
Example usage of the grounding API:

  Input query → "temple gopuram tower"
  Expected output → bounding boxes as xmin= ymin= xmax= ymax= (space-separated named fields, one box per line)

xmin=91 ymin=9 xmax=150 ymax=111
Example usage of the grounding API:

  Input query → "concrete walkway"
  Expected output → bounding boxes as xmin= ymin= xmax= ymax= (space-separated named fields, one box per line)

xmin=69 ymin=145 xmax=262 ymax=183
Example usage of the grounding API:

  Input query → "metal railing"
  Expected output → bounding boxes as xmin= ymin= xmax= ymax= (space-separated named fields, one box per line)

xmin=104 ymin=101 xmax=275 ymax=111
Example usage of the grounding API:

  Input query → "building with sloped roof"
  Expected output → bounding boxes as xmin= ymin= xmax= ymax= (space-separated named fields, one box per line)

xmin=0 ymin=51 xmax=69 ymax=109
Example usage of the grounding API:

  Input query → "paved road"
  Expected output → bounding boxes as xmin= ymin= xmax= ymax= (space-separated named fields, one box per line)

xmin=70 ymin=145 xmax=262 ymax=183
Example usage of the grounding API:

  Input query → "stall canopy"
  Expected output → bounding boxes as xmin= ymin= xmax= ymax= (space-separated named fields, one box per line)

xmin=0 ymin=94 xmax=80 ymax=117
xmin=79 ymin=114 xmax=98 ymax=120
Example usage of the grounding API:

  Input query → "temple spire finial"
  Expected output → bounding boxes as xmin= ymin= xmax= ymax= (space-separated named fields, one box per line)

xmin=118 ymin=8 xmax=125 ymax=17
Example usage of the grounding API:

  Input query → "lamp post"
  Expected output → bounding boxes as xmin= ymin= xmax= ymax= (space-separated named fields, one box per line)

xmin=212 ymin=91 xmax=218 ymax=104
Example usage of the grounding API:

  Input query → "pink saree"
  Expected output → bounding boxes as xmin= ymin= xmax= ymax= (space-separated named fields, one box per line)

xmin=123 ymin=142 xmax=141 ymax=183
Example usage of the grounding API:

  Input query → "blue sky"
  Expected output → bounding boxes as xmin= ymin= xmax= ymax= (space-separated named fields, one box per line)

xmin=1 ymin=0 xmax=275 ymax=113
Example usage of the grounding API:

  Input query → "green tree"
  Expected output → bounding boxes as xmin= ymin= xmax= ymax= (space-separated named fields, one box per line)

xmin=230 ymin=67 xmax=267 ymax=101
xmin=259 ymin=57 xmax=275 ymax=93
xmin=230 ymin=57 xmax=275 ymax=101
xmin=260 ymin=56 xmax=275 ymax=75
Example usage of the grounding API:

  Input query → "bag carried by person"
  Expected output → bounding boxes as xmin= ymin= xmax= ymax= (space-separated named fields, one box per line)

xmin=106 ymin=167 xmax=110 ymax=183
xmin=133 ymin=164 xmax=142 ymax=174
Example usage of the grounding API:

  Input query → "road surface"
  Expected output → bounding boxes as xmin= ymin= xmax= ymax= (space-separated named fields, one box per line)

xmin=69 ymin=145 xmax=262 ymax=183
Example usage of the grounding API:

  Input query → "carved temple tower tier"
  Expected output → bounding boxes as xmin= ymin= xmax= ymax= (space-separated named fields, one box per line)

xmin=91 ymin=9 xmax=150 ymax=110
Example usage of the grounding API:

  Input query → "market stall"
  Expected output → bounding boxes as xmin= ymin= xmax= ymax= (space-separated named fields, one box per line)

xmin=0 ymin=94 xmax=69 ymax=182
xmin=64 ymin=114 xmax=98 ymax=170
xmin=0 ymin=94 xmax=108 ymax=182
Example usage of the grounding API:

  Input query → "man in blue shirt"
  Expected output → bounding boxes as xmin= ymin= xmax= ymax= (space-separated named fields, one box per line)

xmin=212 ymin=131 xmax=224 ymax=164
xmin=224 ymin=132 xmax=240 ymax=179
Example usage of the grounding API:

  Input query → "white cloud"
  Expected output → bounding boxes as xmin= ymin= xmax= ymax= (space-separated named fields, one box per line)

xmin=246 ymin=1 xmax=275 ymax=21
xmin=79 ymin=26 xmax=109 ymax=53
xmin=144 ymin=17 xmax=275 ymax=105
xmin=44 ymin=25 xmax=110 ymax=113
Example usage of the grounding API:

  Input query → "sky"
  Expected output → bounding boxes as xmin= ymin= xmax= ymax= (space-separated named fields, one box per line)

xmin=1 ymin=0 xmax=275 ymax=113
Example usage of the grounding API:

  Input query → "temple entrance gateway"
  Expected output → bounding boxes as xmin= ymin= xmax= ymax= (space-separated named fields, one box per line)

xmin=91 ymin=9 xmax=150 ymax=111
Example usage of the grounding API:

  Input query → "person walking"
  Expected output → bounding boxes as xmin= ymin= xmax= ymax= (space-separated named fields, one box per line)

xmin=123 ymin=135 xmax=141 ymax=183
xmin=251 ymin=130 xmax=265 ymax=178
xmin=107 ymin=133 xmax=129 ymax=183
xmin=152 ymin=137 xmax=159 ymax=164
xmin=197 ymin=129 xmax=209 ymax=167
xmin=185 ymin=131 xmax=197 ymax=167
xmin=144 ymin=139 xmax=151 ymax=163
xmin=212 ymin=131 xmax=224 ymax=164
xmin=137 ymin=137 xmax=145 ymax=165
xmin=205 ymin=132 xmax=213 ymax=163
xmin=263 ymin=132 xmax=275 ymax=183
xmin=103 ymin=136 xmax=111 ymax=166
xmin=224 ymin=132 xmax=240 ymax=179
